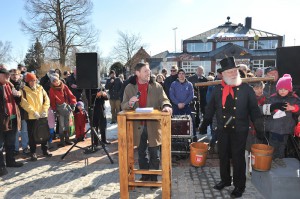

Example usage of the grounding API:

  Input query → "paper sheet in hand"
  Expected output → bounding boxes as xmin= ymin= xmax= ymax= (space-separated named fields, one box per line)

xmin=135 ymin=107 xmax=154 ymax=113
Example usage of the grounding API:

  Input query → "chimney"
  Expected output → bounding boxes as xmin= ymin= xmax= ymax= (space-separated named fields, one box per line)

xmin=245 ymin=17 xmax=252 ymax=29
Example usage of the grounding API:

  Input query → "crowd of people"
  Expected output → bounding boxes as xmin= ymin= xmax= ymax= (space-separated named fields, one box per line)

xmin=0 ymin=65 xmax=111 ymax=177
xmin=1 ymin=59 xmax=299 ymax=198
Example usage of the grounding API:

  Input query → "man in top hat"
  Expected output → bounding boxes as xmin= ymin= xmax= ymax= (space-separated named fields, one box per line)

xmin=200 ymin=57 xmax=263 ymax=198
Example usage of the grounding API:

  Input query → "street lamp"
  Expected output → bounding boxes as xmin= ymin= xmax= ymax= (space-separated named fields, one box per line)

xmin=173 ymin=27 xmax=178 ymax=53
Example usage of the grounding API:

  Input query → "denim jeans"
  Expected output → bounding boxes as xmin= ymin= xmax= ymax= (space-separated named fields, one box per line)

xmin=15 ymin=120 xmax=29 ymax=151
xmin=138 ymin=126 xmax=160 ymax=180
xmin=0 ymin=118 xmax=17 ymax=167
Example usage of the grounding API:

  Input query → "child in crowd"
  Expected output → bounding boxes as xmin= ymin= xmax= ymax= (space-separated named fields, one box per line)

xmin=263 ymin=74 xmax=300 ymax=167
xmin=74 ymin=101 xmax=88 ymax=142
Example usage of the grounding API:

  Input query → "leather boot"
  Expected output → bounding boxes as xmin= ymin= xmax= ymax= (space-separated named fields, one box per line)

xmin=101 ymin=132 xmax=111 ymax=145
xmin=64 ymin=131 xmax=73 ymax=145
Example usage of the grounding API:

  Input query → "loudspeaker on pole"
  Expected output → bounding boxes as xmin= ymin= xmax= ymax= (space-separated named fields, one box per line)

xmin=76 ymin=52 xmax=100 ymax=89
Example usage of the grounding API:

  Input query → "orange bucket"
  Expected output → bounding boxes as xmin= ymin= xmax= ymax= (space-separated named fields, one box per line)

xmin=190 ymin=142 xmax=208 ymax=167
xmin=251 ymin=144 xmax=274 ymax=171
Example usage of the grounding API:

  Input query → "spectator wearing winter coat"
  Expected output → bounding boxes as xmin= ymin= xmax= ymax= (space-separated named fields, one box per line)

xmin=169 ymin=69 xmax=194 ymax=115
xmin=66 ymin=69 xmax=83 ymax=101
xmin=20 ymin=73 xmax=51 ymax=161
xmin=105 ymin=70 xmax=123 ymax=124
xmin=163 ymin=65 xmax=178 ymax=101
xmin=49 ymin=73 xmax=77 ymax=147
xmin=9 ymin=69 xmax=30 ymax=155
xmin=262 ymin=74 xmax=300 ymax=167
xmin=39 ymin=69 xmax=56 ymax=94
xmin=0 ymin=68 xmax=23 ymax=177
xmin=74 ymin=101 xmax=88 ymax=141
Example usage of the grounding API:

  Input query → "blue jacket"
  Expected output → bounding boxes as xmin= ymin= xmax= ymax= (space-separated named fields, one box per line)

xmin=169 ymin=79 xmax=194 ymax=105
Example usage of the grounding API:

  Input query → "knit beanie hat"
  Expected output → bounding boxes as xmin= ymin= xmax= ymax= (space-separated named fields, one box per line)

xmin=276 ymin=74 xmax=293 ymax=92
xmin=50 ymin=73 xmax=59 ymax=83
xmin=25 ymin=73 xmax=37 ymax=83
xmin=76 ymin=101 xmax=84 ymax=109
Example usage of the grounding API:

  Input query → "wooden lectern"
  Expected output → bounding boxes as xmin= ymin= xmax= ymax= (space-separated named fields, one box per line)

xmin=117 ymin=110 xmax=171 ymax=199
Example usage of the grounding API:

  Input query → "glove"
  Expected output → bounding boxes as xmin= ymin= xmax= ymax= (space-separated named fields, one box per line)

xmin=40 ymin=112 xmax=47 ymax=118
xmin=199 ymin=119 xmax=210 ymax=135
xmin=33 ymin=112 xmax=40 ymax=119
xmin=253 ymin=118 xmax=265 ymax=140
xmin=270 ymin=102 xmax=287 ymax=112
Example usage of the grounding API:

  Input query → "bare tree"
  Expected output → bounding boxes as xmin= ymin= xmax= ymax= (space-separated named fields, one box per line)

xmin=99 ymin=56 xmax=113 ymax=76
xmin=20 ymin=0 xmax=98 ymax=67
xmin=113 ymin=31 xmax=143 ymax=64
xmin=0 ymin=41 xmax=12 ymax=64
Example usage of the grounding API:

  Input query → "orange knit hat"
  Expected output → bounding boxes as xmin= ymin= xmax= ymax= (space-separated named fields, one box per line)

xmin=25 ymin=73 xmax=37 ymax=82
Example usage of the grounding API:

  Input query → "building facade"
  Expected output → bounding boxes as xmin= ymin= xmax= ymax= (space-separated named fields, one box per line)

xmin=150 ymin=17 xmax=284 ymax=76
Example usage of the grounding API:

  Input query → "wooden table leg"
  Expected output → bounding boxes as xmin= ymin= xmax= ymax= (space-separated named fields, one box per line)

xmin=127 ymin=121 xmax=135 ymax=190
xmin=161 ymin=115 xmax=171 ymax=198
xmin=118 ymin=115 xmax=129 ymax=199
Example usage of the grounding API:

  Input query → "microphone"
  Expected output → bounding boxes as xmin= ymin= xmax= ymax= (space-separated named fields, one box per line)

xmin=131 ymin=91 xmax=141 ymax=107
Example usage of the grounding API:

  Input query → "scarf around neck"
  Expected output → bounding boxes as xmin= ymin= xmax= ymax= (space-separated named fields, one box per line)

xmin=221 ymin=80 xmax=235 ymax=107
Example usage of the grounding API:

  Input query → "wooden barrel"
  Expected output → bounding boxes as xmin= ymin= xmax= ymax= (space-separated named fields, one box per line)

xmin=190 ymin=142 xmax=208 ymax=167
xmin=251 ymin=144 xmax=274 ymax=171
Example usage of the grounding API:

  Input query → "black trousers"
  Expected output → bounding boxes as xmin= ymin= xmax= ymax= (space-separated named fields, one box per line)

xmin=218 ymin=128 xmax=248 ymax=188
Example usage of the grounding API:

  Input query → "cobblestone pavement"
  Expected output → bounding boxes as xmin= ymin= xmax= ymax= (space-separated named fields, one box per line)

xmin=0 ymin=137 xmax=265 ymax=199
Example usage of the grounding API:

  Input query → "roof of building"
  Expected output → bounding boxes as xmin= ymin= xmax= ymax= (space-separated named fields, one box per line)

xmin=185 ymin=17 xmax=281 ymax=41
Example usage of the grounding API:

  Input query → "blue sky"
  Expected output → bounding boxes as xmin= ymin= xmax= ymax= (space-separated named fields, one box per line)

xmin=1 ymin=0 xmax=300 ymax=67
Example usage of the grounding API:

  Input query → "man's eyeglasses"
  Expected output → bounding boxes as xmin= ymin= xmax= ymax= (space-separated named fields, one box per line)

xmin=171 ymin=70 xmax=177 ymax=72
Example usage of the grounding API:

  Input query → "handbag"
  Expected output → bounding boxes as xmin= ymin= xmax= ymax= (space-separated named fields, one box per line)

xmin=33 ymin=117 xmax=50 ymax=144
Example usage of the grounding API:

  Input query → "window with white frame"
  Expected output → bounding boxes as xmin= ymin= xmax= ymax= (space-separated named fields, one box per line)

xmin=249 ymin=40 xmax=278 ymax=50
xmin=252 ymin=59 xmax=276 ymax=74
xmin=186 ymin=42 xmax=212 ymax=52
xmin=182 ymin=61 xmax=211 ymax=74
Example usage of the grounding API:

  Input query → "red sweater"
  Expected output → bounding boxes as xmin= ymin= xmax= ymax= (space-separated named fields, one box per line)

xmin=49 ymin=83 xmax=77 ymax=110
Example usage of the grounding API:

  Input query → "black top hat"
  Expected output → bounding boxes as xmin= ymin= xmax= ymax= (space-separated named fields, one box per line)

xmin=219 ymin=57 xmax=238 ymax=72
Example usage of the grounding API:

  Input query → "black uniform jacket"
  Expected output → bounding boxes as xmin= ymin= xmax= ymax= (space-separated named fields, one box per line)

xmin=204 ymin=83 xmax=262 ymax=133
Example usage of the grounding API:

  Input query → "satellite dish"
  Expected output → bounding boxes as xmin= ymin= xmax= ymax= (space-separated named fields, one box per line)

xmin=254 ymin=35 xmax=259 ymax=41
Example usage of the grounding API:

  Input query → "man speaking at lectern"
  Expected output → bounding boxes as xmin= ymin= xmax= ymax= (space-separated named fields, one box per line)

xmin=121 ymin=62 xmax=172 ymax=182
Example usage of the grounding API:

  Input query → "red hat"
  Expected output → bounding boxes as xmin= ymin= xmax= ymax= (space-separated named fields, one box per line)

xmin=276 ymin=74 xmax=293 ymax=92
xmin=25 ymin=73 xmax=37 ymax=83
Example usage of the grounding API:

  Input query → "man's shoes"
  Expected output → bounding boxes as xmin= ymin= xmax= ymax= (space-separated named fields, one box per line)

xmin=6 ymin=162 xmax=24 ymax=167
xmin=22 ymin=148 xmax=31 ymax=155
xmin=65 ymin=140 xmax=73 ymax=145
xmin=57 ymin=143 xmax=65 ymax=148
xmin=230 ymin=187 xmax=245 ymax=198
xmin=30 ymin=153 xmax=38 ymax=161
xmin=0 ymin=167 xmax=8 ymax=177
xmin=43 ymin=151 xmax=52 ymax=157
xmin=102 ymin=140 xmax=111 ymax=145
xmin=213 ymin=181 xmax=231 ymax=190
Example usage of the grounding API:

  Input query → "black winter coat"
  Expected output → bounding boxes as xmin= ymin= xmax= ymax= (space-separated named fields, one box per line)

xmin=204 ymin=83 xmax=262 ymax=133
